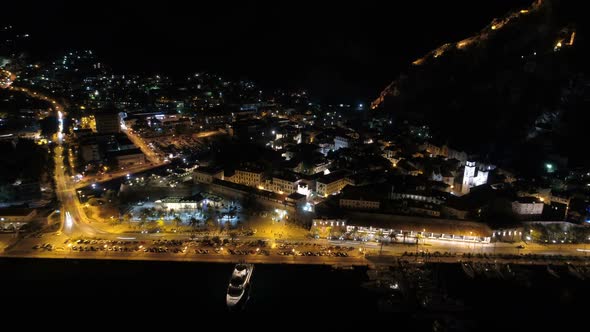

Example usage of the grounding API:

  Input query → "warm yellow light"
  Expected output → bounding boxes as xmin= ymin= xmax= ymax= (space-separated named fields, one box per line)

xmin=491 ymin=25 xmax=497 ymax=30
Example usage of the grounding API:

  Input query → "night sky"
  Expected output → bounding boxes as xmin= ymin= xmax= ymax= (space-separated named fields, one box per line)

xmin=6 ymin=0 xmax=532 ymax=102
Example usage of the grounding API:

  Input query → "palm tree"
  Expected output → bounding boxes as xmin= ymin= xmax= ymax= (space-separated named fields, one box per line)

xmin=389 ymin=231 xmax=397 ymax=243
xmin=376 ymin=230 xmax=384 ymax=241
xmin=122 ymin=213 xmax=133 ymax=227
xmin=173 ymin=216 xmax=182 ymax=228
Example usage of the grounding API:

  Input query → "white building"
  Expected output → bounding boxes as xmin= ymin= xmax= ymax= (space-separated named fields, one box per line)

xmin=512 ymin=197 xmax=544 ymax=216
xmin=262 ymin=175 xmax=299 ymax=195
xmin=461 ymin=161 xmax=489 ymax=194
xmin=334 ymin=136 xmax=350 ymax=151
xmin=297 ymin=183 xmax=311 ymax=198
xmin=155 ymin=197 xmax=202 ymax=210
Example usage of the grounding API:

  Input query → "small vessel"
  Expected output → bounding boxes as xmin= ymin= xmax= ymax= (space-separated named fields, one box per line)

xmin=579 ymin=265 xmax=590 ymax=279
xmin=226 ymin=263 xmax=254 ymax=310
xmin=502 ymin=264 xmax=515 ymax=280
xmin=490 ymin=263 xmax=504 ymax=279
xmin=546 ymin=264 xmax=560 ymax=279
xmin=460 ymin=261 xmax=475 ymax=279
xmin=481 ymin=263 xmax=496 ymax=279
xmin=567 ymin=263 xmax=585 ymax=280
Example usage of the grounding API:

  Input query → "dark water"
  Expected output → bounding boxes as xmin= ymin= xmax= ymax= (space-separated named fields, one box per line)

xmin=0 ymin=258 xmax=588 ymax=329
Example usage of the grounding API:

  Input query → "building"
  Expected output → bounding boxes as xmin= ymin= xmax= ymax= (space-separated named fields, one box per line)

xmin=343 ymin=213 xmax=492 ymax=242
xmin=512 ymin=197 xmax=544 ymax=218
xmin=80 ymin=142 xmax=102 ymax=162
xmin=550 ymin=192 xmax=570 ymax=207
xmin=155 ymin=195 xmax=203 ymax=210
xmin=340 ymin=197 xmax=380 ymax=210
xmin=310 ymin=218 xmax=347 ymax=238
xmin=231 ymin=167 xmax=264 ymax=187
xmin=263 ymin=173 xmax=299 ymax=195
xmin=9 ymin=179 xmax=42 ymax=202
xmin=407 ymin=201 xmax=441 ymax=217
xmin=460 ymin=161 xmax=489 ymax=194
xmin=442 ymin=205 xmax=469 ymax=220
xmin=115 ymin=136 xmax=136 ymax=150
xmin=339 ymin=185 xmax=381 ymax=210
xmin=0 ymin=208 xmax=37 ymax=231
xmin=334 ymin=135 xmax=350 ymax=151
xmin=297 ymin=183 xmax=311 ymax=197
xmin=382 ymin=146 xmax=400 ymax=166
xmin=442 ymin=171 xmax=455 ymax=188
xmin=193 ymin=166 xmax=224 ymax=184
xmin=107 ymin=148 xmax=145 ymax=167
xmin=316 ymin=172 xmax=348 ymax=197
xmin=389 ymin=190 xmax=446 ymax=205
xmin=95 ymin=112 xmax=121 ymax=134
xmin=420 ymin=142 xmax=448 ymax=158
xmin=447 ymin=148 xmax=467 ymax=163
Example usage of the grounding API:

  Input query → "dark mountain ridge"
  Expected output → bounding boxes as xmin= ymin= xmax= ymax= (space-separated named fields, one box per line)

xmin=372 ymin=0 xmax=590 ymax=173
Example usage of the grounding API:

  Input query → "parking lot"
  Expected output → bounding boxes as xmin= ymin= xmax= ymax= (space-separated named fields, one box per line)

xmin=30 ymin=237 xmax=359 ymax=259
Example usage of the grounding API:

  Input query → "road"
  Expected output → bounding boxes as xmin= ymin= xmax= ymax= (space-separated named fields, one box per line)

xmin=6 ymin=232 xmax=590 ymax=267
xmin=73 ymin=162 xmax=163 ymax=189
xmin=54 ymin=143 xmax=108 ymax=237
xmin=123 ymin=127 xmax=163 ymax=164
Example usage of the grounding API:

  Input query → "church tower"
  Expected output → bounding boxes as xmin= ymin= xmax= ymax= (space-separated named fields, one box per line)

xmin=462 ymin=161 xmax=476 ymax=194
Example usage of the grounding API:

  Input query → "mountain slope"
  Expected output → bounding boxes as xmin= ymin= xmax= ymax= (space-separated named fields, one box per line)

xmin=371 ymin=0 xmax=590 ymax=171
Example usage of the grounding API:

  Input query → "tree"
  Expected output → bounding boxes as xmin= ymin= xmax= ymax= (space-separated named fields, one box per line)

xmin=206 ymin=218 xmax=216 ymax=232
xmin=376 ymin=230 xmax=384 ymax=241
xmin=140 ymin=208 xmax=150 ymax=223
xmin=389 ymin=231 xmax=397 ymax=243
xmin=40 ymin=116 xmax=58 ymax=137
xmin=173 ymin=216 xmax=182 ymax=228
xmin=122 ymin=213 xmax=132 ymax=226
xmin=229 ymin=231 xmax=238 ymax=243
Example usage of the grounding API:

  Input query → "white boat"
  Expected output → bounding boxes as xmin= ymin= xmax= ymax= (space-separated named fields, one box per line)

xmin=226 ymin=263 xmax=254 ymax=309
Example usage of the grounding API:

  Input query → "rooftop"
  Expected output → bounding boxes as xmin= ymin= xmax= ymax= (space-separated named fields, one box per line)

xmin=194 ymin=166 xmax=224 ymax=175
xmin=515 ymin=196 xmax=541 ymax=204
xmin=317 ymin=171 xmax=348 ymax=184
xmin=107 ymin=148 xmax=143 ymax=157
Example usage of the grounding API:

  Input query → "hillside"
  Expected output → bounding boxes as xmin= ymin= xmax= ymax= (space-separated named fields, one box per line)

xmin=371 ymin=0 xmax=590 ymax=172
